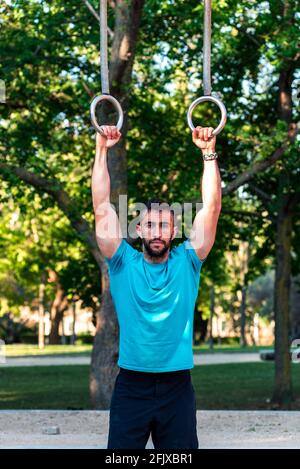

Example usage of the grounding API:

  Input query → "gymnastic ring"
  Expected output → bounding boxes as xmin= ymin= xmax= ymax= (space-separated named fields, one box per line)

xmin=187 ymin=95 xmax=227 ymax=136
xmin=90 ymin=94 xmax=124 ymax=135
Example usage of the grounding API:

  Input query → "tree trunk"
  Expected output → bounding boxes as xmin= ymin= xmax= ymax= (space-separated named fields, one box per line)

xmin=71 ymin=301 xmax=76 ymax=345
xmin=271 ymin=1 xmax=297 ymax=406
xmin=48 ymin=270 xmax=69 ymax=345
xmin=38 ymin=272 xmax=46 ymax=349
xmin=290 ymin=275 xmax=300 ymax=340
xmin=240 ymin=286 xmax=247 ymax=347
xmin=90 ymin=267 xmax=120 ymax=408
xmin=49 ymin=299 xmax=68 ymax=345
xmin=90 ymin=0 xmax=145 ymax=409
xmin=208 ymin=286 xmax=215 ymax=350
xmin=272 ymin=191 xmax=293 ymax=407
xmin=272 ymin=0 xmax=299 ymax=402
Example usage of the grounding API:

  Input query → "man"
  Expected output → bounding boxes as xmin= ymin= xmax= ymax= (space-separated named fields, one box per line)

xmin=91 ymin=125 xmax=221 ymax=449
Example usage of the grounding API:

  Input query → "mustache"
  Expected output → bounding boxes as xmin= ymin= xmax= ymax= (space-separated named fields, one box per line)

xmin=142 ymin=237 xmax=171 ymax=258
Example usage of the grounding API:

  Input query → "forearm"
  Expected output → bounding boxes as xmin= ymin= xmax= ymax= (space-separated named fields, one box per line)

xmin=201 ymin=158 xmax=222 ymax=210
xmin=91 ymin=146 xmax=111 ymax=212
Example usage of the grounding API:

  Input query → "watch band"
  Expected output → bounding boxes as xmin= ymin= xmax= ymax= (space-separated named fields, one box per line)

xmin=203 ymin=152 xmax=218 ymax=161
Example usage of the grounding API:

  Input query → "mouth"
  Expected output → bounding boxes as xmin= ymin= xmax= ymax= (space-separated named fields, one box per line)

xmin=151 ymin=240 xmax=164 ymax=246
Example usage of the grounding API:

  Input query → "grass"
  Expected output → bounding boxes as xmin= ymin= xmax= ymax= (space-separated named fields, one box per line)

xmin=3 ymin=343 xmax=273 ymax=358
xmin=0 ymin=365 xmax=90 ymax=409
xmin=4 ymin=344 xmax=92 ymax=358
xmin=192 ymin=344 xmax=273 ymax=354
xmin=0 ymin=363 xmax=299 ymax=410
xmin=192 ymin=363 xmax=300 ymax=410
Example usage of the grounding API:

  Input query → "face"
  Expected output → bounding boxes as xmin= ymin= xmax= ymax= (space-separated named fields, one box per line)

xmin=136 ymin=209 xmax=176 ymax=258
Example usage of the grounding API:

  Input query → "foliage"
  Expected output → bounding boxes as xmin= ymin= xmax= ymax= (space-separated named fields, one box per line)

xmin=0 ymin=0 xmax=299 ymax=333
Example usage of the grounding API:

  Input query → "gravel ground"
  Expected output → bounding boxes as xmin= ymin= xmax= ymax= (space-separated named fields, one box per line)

xmin=0 ymin=410 xmax=299 ymax=449
xmin=0 ymin=353 xmax=262 ymax=367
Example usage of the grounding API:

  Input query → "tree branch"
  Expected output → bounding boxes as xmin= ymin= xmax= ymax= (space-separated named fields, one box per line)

xmin=82 ymin=0 xmax=100 ymax=21
xmin=234 ymin=25 xmax=261 ymax=47
xmin=250 ymin=186 xmax=271 ymax=205
xmin=82 ymin=0 xmax=114 ymax=39
xmin=80 ymin=72 xmax=95 ymax=98
xmin=221 ymin=208 xmax=268 ymax=219
xmin=222 ymin=122 xmax=300 ymax=196
xmin=248 ymin=185 xmax=276 ymax=223
xmin=0 ymin=162 xmax=104 ymax=270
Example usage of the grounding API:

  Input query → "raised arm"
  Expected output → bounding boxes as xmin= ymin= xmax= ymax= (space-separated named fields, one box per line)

xmin=189 ymin=126 xmax=222 ymax=261
xmin=92 ymin=126 xmax=122 ymax=259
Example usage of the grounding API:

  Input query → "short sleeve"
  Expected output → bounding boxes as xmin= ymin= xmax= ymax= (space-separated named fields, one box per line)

xmin=182 ymin=239 xmax=206 ymax=273
xmin=104 ymin=239 xmax=138 ymax=275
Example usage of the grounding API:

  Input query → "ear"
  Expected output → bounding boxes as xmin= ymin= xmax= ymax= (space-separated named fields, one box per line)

xmin=172 ymin=225 xmax=178 ymax=240
xmin=136 ymin=223 xmax=142 ymax=239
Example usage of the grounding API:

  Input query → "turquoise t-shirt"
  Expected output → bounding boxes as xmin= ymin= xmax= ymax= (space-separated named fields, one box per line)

xmin=105 ymin=239 xmax=205 ymax=372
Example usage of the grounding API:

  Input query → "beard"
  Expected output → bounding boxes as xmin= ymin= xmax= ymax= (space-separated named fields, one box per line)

xmin=142 ymin=237 xmax=172 ymax=259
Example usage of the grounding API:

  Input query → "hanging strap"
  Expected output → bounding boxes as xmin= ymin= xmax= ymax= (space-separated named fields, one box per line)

xmin=90 ymin=0 xmax=123 ymax=134
xmin=203 ymin=0 xmax=212 ymax=96
xmin=100 ymin=0 xmax=109 ymax=95
xmin=187 ymin=0 xmax=227 ymax=135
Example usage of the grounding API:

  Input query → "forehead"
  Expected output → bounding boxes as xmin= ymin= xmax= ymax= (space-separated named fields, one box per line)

xmin=141 ymin=209 xmax=172 ymax=224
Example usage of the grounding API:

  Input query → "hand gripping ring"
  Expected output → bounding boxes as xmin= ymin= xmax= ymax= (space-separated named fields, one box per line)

xmin=90 ymin=94 xmax=124 ymax=135
xmin=187 ymin=95 xmax=227 ymax=136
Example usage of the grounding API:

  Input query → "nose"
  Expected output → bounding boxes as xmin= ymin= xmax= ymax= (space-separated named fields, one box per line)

xmin=153 ymin=225 xmax=162 ymax=238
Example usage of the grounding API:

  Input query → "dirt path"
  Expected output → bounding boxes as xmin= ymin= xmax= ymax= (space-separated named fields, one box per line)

xmin=0 ymin=410 xmax=299 ymax=449
xmin=0 ymin=353 xmax=262 ymax=367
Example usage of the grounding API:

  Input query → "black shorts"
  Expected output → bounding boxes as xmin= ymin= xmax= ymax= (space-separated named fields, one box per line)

xmin=107 ymin=367 xmax=198 ymax=449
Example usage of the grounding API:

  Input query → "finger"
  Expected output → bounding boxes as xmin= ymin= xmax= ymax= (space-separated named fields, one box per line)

xmin=208 ymin=127 xmax=214 ymax=139
xmin=199 ymin=127 xmax=204 ymax=141
xmin=204 ymin=128 xmax=209 ymax=141
xmin=110 ymin=128 xmax=116 ymax=140
xmin=108 ymin=127 xmax=114 ymax=140
xmin=99 ymin=126 xmax=106 ymax=137
xmin=196 ymin=126 xmax=202 ymax=139
xmin=110 ymin=126 xmax=117 ymax=138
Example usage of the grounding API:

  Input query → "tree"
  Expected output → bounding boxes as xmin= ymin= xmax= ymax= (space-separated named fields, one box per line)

xmin=0 ymin=0 xmax=145 ymax=407
xmin=1 ymin=0 xmax=299 ymax=410
xmin=129 ymin=0 xmax=300 ymax=407
xmin=0 ymin=191 xmax=101 ymax=344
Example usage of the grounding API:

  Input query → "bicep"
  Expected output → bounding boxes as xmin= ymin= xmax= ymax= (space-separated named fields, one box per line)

xmin=94 ymin=201 xmax=122 ymax=259
xmin=189 ymin=206 xmax=221 ymax=261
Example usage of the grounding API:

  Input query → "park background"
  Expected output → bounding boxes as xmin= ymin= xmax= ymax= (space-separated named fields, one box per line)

xmin=0 ymin=0 xmax=300 ymax=413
